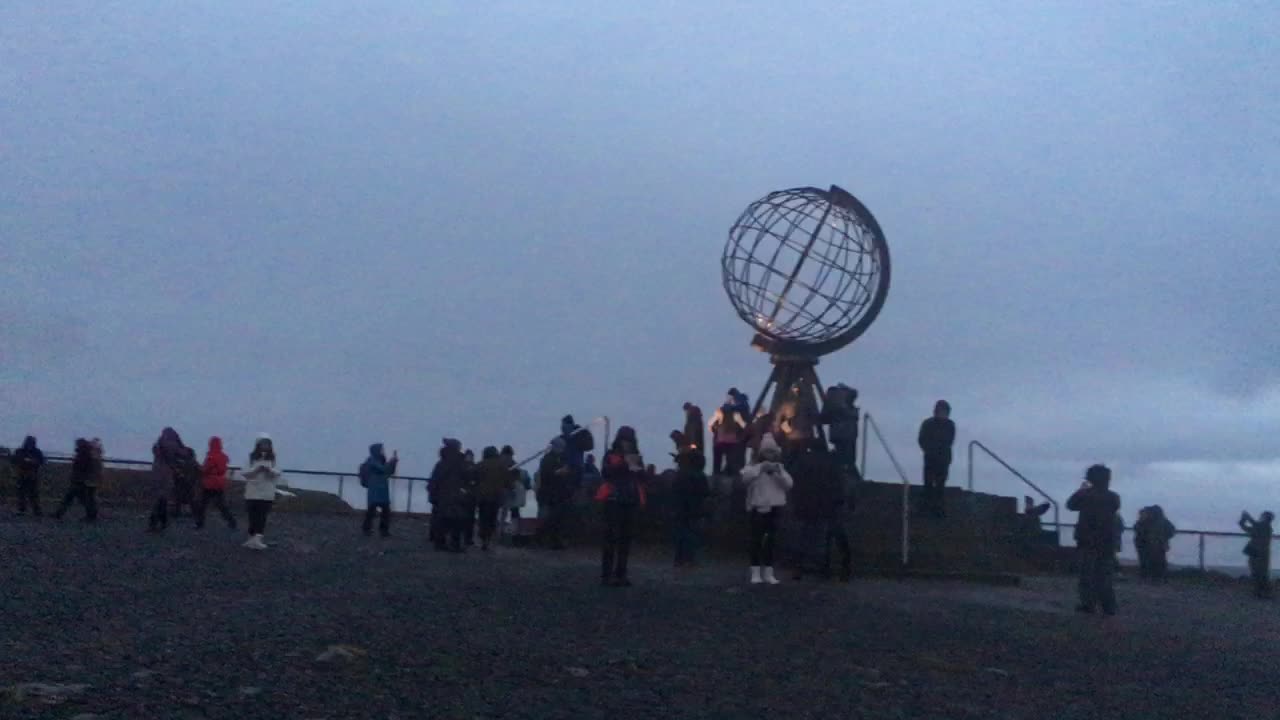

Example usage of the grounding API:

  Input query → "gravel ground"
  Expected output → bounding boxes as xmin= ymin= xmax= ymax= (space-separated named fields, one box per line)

xmin=2 ymin=511 xmax=1278 ymax=719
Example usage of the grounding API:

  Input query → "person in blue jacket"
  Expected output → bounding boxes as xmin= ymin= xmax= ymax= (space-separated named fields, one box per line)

xmin=360 ymin=443 xmax=399 ymax=538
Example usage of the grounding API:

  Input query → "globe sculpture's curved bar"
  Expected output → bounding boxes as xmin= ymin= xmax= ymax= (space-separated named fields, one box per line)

xmin=722 ymin=185 xmax=890 ymax=358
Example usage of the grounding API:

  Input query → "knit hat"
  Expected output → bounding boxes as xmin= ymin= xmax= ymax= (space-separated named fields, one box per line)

xmin=561 ymin=415 xmax=575 ymax=426
xmin=758 ymin=434 xmax=781 ymax=460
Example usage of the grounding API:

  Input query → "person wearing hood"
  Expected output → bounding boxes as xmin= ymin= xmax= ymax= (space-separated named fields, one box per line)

xmin=537 ymin=437 xmax=573 ymax=550
xmin=474 ymin=446 xmax=513 ymax=551
xmin=671 ymin=450 xmax=711 ymax=567
xmin=596 ymin=429 xmax=648 ymax=586
xmin=1134 ymin=506 xmax=1176 ymax=580
xmin=1239 ymin=510 xmax=1274 ymax=599
xmin=360 ymin=443 xmax=399 ymax=538
xmin=149 ymin=428 xmax=187 ymax=532
xmin=429 ymin=439 xmax=469 ymax=552
xmin=917 ymin=400 xmax=956 ymax=518
xmin=10 ymin=435 xmax=46 ymax=517
xmin=788 ymin=438 xmax=851 ymax=581
xmin=239 ymin=434 xmax=285 ymax=550
xmin=54 ymin=438 xmax=100 ymax=522
xmin=709 ymin=393 xmax=748 ymax=477
xmin=171 ymin=443 xmax=200 ymax=519
xmin=1067 ymin=464 xmax=1122 ymax=615
xmin=460 ymin=449 xmax=479 ymax=546
xmin=741 ymin=434 xmax=794 ymax=585
xmin=195 ymin=436 xmax=237 ymax=530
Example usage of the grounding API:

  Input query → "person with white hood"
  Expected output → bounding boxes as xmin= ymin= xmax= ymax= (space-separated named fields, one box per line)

xmin=741 ymin=434 xmax=793 ymax=584
xmin=239 ymin=434 xmax=285 ymax=550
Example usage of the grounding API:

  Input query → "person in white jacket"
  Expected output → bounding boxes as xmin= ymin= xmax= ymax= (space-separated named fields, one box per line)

xmin=740 ymin=434 xmax=793 ymax=584
xmin=239 ymin=434 xmax=284 ymax=550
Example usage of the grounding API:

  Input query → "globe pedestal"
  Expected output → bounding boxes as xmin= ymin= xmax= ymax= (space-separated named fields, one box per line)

xmin=752 ymin=352 xmax=826 ymax=449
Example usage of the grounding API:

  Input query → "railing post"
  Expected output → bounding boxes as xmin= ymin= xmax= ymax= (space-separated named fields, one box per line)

xmin=967 ymin=441 xmax=974 ymax=491
xmin=407 ymin=478 xmax=413 ymax=514
xmin=859 ymin=411 xmax=868 ymax=480
xmin=338 ymin=475 xmax=345 ymax=502
xmin=1198 ymin=534 xmax=1206 ymax=571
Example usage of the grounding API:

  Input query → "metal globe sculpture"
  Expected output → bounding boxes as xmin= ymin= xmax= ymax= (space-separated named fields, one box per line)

xmin=722 ymin=185 xmax=890 ymax=358
xmin=721 ymin=185 xmax=890 ymax=435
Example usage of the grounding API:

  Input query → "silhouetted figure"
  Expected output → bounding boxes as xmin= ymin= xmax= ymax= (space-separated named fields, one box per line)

xmin=581 ymin=453 xmax=602 ymax=497
xmin=729 ymin=388 xmax=752 ymax=472
xmin=789 ymin=439 xmax=850 ymax=581
xmin=474 ymin=446 xmax=513 ymax=551
xmin=742 ymin=435 xmax=793 ymax=585
xmin=171 ymin=445 xmax=200 ymax=518
xmin=1134 ymin=506 xmax=1176 ymax=580
xmin=360 ymin=443 xmax=399 ymax=538
xmin=10 ymin=436 xmax=45 ymax=517
xmin=462 ymin=449 xmax=478 ymax=546
xmin=429 ymin=439 xmax=468 ymax=552
xmin=682 ymin=402 xmax=705 ymax=454
xmin=1067 ymin=464 xmax=1121 ymax=616
xmin=537 ymin=438 xmax=573 ymax=550
xmin=917 ymin=400 xmax=956 ymax=518
xmin=596 ymin=430 xmax=648 ymax=586
xmin=54 ymin=438 xmax=99 ymax=522
xmin=195 ymin=436 xmax=236 ymax=530
xmin=671 ymin=450 xmax=710 ymax=567
xmin=821 ymin=384 xmax=860 ymax=473
xmin=776 ymin=382 xmax=820 ymax=465
xmin=710 ymin=393 xmax=748 ymax=476
xmin=1239 ymin=511 xmax=1273 ymax=599
xmin=150 ymin=428 xmax=187 ymax=532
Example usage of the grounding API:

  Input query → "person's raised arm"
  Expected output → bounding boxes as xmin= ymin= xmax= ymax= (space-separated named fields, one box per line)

xmin=1066 ymin=483 xmax=1089 ymax=512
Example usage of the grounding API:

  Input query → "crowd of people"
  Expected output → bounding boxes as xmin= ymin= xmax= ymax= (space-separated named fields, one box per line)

xmin=3 ymin=387 xmax=1275 ymax=603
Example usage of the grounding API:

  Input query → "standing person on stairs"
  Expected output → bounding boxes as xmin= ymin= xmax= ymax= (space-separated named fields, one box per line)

xmin=917 ymin=400 xmax=956 ymax=518
xmin=240 ymin=434 xmax=284 ymax=550
xmin=741 ymin=435 xmax=793 ymax=585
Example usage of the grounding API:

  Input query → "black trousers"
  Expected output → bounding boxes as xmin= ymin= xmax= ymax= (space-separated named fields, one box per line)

xmin=196 ymin=489 xmax=237 ymax=529
xmin=1249 ymin=555 xmax=1272 ymax=598
xmin=825 ymin=523 xmax=852 ymax=576
xmin=749 ymin=508 xmax=779 ymax=566
xmin=55 ymin=484 xmax=97 ymax=520
xmin=921 ymin=457 xmax=950 ymax=517
xmin=1078 ymin=547 xmax=1117 ymax=613
xmin=477 ymin=501 xmax=500 ymax=543
xmin=601 ymin=503 xmax=636 ymax=580
xmin=246 ymin=499 xmax=273 ymax=535
xmin=363 ymin=502 xmax=391 ymax=536
xmin=16 ymin=477 xmax=41 ymax=515
xmin=463 ymin=500 xmax=476 ymax=544
xmin=149 ymin=495 xmax=169 ymax=530
xmin=542 ymin=502 xmax=568 ymax=548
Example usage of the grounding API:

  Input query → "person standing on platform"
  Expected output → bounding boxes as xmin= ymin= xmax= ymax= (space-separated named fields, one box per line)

xmin=239 ymin=434 xmax=284 ymax=550
xmin=149 ymin=428 xmax=187 ymax=532
xmin=474 ymin=446 xmax=513 ymax=551
xmin=1067 ymin=464 xmax=1122 ymax=616
xmin=682 ymin=403 xmax=705 ymax=454
xmin=596 ymin=430 xmax=648 ymax=586
xmin=671 ymin=450 xmax=710 ymax=567
xmin=742 ymin=435 xmax=793 ymax=585
xmin=709 ymin=393 xmax=748 ymax=477
xmin=917 ymin=400 xmax=956 ymax=518
xmin=360 ymin=443 xmax=399 ymax=538
xmin=429 ymin=439 xmax=469 ymax=552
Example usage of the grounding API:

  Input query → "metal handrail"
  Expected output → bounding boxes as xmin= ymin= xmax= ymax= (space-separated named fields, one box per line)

xmin=967 ymin=440 xmax=1060 ymax=536
xmin=1049 ymin=522 xmax=1277 ymax=572
xmin=861 ymin=412 xmax=913 ymax=566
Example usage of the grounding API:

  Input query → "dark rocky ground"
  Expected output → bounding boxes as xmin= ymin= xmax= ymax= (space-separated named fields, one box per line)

xmin=2 ymin=510 xmax=1278 ymax=720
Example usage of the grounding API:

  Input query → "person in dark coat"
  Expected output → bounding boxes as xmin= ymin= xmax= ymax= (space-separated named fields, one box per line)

xmin=53 ymin=438 xmax=100 ymax=522
xmin=788 ymin=439 xmax=851 ymax=581
xmin=681 ymin=403 xmax=705 ymax=453
xmin=917 ymin=400 xmax=956 ymax=518
xmin=474 ymin=446 xmax=513 ymax=551
xmin=821 ymin=385 xmax=860 ymax=474
xmin=671 ymin=450 xmax=710 ymax=567
xmin=10 ymin=436 xmax=46 ymax=517
xmin=360 ymin=443 xmax=399 ymax=538
xmin=1067 ymin=464 xmax=1122 ymax=615
xmin=596 ymin=431 xmax=648 ymax=586
xmin=1239 ymin=510 xmax=1274 ymax=599
xmin=709 ymin=393 xmax=748 ymax=476
xmin=537 ymin=438 xmax=573 ymax=550
xmin=429 ymin=440 xmax=469 ymax=552
xmin=149 ymin=428 xmax=188 ymax=532
xmin=461 ymin=449 xmax=478 ymax=546
xmin=171 ymin=445 xmax=200 ymax=518
xmin=1134 ymin=505 xmax=1176 ymax=580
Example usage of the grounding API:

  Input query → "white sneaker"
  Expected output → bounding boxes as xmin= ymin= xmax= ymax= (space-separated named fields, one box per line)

xmin=763 ymin=567 xmax=780 ymax=585
xmin=246 ymin=535 xmax=268 ymax=550
xmin=750 ymin=566 xmax=763 ymax=584
xmin=242 ymin=536 xmax=258 ymax=549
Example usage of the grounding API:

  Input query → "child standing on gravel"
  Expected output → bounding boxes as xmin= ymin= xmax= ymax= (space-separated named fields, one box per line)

xmin=239 ymin=434 xmax=284 ymax=550
xmin=741 ymin=435 xmax=793 ymax=585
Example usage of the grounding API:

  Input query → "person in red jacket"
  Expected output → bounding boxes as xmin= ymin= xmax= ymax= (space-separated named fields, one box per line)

xmin=594 ymin=430 xmax=648 ymax=587
xmin=195 ymin=436 xmax=237 ymax=530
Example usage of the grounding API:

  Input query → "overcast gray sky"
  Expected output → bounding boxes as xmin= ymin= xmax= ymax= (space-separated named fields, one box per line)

xmin=2 ymin=2 xmax=1277 ymax=533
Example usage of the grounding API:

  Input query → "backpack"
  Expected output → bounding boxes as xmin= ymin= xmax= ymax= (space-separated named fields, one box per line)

xmin=569 ymin=427 xmax=595 ymax=453
xmin=358 ymin=461 xmax=370 ymax=488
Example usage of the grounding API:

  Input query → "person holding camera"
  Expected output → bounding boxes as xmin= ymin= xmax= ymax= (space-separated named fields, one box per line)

xmin=1067 ymin=464 xmax=1122 ymax=615
xmin=1239 ymin=510 xmax=1274 ymax=599
xmin=742 ymin=434 xmax=794 ymax=585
